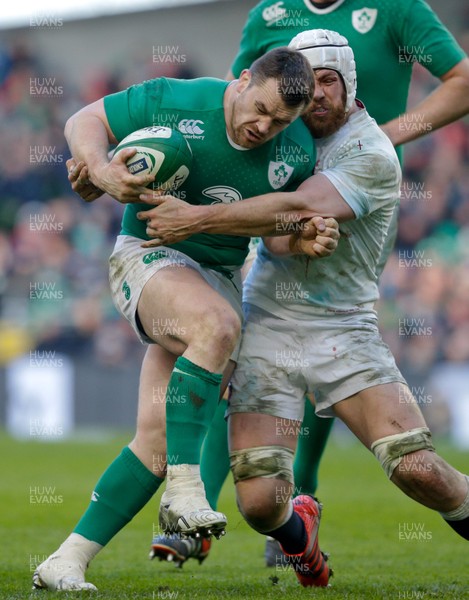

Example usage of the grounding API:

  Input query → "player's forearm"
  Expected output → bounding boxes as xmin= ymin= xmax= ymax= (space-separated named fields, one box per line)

xmin=382 ymin=62 xmax=469 ymax=146
xmin=194 ymin=191 xmax=315 ymax=237
xmin=65 ymin=113 xmax=111 ymax=179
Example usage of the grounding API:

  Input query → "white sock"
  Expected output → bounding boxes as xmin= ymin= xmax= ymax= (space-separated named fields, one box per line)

xmin=167 ymin=464 xmax=201 ymax=478
xmin=54 ymin=533 xmax=102 ymax=568
xmin=166 ymin=464 xmax=204 ymax=488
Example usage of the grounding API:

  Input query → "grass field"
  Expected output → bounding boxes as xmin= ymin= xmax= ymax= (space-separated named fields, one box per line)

xmin=1 ymin=430 xmax=468 ymax=600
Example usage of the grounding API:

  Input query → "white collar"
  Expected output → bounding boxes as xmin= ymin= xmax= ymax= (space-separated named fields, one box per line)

xmin=225 ymin=130 xmax=250 ymax=151
xmin=302 ymin=0 xmax=347 ymax=15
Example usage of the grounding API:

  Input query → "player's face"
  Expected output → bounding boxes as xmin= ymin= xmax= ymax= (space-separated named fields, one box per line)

xmin=302 ymin=69 xmax=347 ymax=139
xmin=229 ymin=74 xmax=305 ymax=148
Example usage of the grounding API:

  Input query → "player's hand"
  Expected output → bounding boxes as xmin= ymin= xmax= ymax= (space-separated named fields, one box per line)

xmin=89 ymin=148 xmax=156 ymax=204
xmin=289 ymin=216 xmax=340 ymax=258
xmin=67 ymin=158 xmax=104 ymax=202
xmin=136 ymin=194 xmax=201 ymax=248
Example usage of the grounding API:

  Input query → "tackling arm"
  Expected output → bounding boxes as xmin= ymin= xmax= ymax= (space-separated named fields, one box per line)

xmin=138 ymin=172 xmax=354 ymax=244
xmin=190 ymin=173 xmax=354 ymax=235
xmin=194 ymin=174 xmax=355 ymax=236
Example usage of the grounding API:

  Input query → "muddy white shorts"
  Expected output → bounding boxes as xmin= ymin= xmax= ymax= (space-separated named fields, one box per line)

xmin=109 ymin=235 xmax=243 ymax=358
xmin=228 ymin=304 xmax=406 ymax=420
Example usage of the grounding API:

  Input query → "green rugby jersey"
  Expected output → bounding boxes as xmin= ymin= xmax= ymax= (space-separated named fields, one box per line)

xmin=231 ymin=0 xmax=466 ymax=145
xmin=104 ymin=77 xmax=315 ymax=268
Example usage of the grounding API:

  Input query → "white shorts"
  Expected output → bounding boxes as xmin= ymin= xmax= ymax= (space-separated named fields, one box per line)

xmin=228 ymin=304 xmax=406 ymax=420
xmin=109 ymin=235 xmax=243 ymax=358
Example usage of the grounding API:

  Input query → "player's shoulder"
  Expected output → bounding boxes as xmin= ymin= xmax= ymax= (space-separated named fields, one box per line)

xmin=353 ymin=110 xmax=401 ymax=184
xmin=158 ymin=77 xmax=229 ymax=111
xmin=245 ymin=0 xmax=305 ymax=26
xmin=348 ymin=106 xmax=396 ymax=157
xmin=372 ymin=0 xmax=427 ymax=22
xmin=329 ymin=106 xmax=400 ymax=183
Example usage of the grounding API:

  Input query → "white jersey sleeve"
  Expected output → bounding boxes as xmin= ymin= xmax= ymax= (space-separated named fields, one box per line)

xmin=316 ymin=108 xmax=401 ymax=218
xmin=323 ymin=150 xmax=401 ymax=218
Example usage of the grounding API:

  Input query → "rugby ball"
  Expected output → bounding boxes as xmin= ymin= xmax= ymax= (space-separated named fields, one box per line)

xmin=114 ymin=126 xmax=192 ymax=191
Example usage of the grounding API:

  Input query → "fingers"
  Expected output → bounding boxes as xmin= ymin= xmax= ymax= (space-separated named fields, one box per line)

xmin=304 ymin=231 xmax=338 ymax=256
xmin=296 ymin=215 xmax=340 ymax=258
xmin=66 ymin=157 xmax=77 ymax=173
xmin=320 ymin=225 xmax=340 ymax=242
xmin=136 ymin=208 xmax=158 ymax=221
xmin=111 ymin=148 xmax=156 ymax=191
xmin=140 ymin=218 xmax=169 ymax=244
xmin=76 ymin=165 xmax=90 ymax=186
xmin=301 ymin=216 xmax=339 ymax=238
xmin=301 ymin=225 xmax=339 ymax=245
xmin=117 ymin=172 xmax=155 ymax=192
xmin=138 ymin=191 xmax=168 ymax=205
xmin=324 ymin=217 xmax=339 ymax=229
xmin=309 ymin=215 xmax=326 ymax=232
xmin=82 ymin=189 xmax=103 ymax=203
xmin=313 ymin=234 xmax=338 ymax=251
xmin=141 ymin=237 xmax=163 ymax=248
xmin=114 ymin=147 xmax=137 ymax=163
xmin=67 ymin=160 xmax=104 ymax=202
xmin=67 ymin=160 xmax=85 ymax=183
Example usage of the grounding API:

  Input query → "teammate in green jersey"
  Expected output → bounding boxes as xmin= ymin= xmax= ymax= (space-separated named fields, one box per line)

xmin=229 ymin=0 xmax=469 ymax=151
xmin=153 ymin=0 xmax=469 ymax=568
xmin=33 ymin=48 xmax=338 ymax=592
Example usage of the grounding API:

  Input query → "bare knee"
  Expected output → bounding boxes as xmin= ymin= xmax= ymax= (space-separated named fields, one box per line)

xmin=196 ymin=306 xmax=241 ymax=352
xmin=230 ymin=443 xmax=295 ymax=530
xmin=236 ymin=478 xmax=291 ymax=532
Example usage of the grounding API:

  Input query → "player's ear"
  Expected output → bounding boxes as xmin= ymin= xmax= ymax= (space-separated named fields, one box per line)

xmin=236 ymin=69 xmax=252 ymax=93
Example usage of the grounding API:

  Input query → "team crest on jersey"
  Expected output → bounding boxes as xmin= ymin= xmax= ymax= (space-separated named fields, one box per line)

xmin=352 ymin=8 xmax=378 ymax=34
xmin=268 ymin=161 xmax=294 ymax=190
xmin=262 ymin=1 xmax=287 ymax=26
xmin=202 ymin=186 xmax=242 ymax=204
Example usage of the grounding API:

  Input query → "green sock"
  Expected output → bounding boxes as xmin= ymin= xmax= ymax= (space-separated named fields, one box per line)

xmin=74 ymin=447 xmax=163 ymax=546
xmin=293 ymin=398 xmax=334 ymax=496
xmin=166 ymin=356 xmax=223 ymax=466
xmin=200 ymin=399 xmax=230 ymax=510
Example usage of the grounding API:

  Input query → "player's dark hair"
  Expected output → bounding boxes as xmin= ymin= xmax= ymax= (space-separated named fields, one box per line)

xmin=249 ymin=47 xmax=314 ymax=108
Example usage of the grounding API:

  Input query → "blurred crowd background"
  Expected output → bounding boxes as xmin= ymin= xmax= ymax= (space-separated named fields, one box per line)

xmin=1 ymin=0 xmax=469 ymax=443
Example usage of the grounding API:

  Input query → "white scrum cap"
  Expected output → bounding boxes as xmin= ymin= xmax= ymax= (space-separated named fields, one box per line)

xmin=288 ymin=29 xmax=357 ymax=112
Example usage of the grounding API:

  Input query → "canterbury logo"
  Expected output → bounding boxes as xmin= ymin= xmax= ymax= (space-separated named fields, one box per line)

xmin=262 ymin=2 xmax=287 ymax=24
xmin=178 ymin=119 xmax=204 ymax=136
xmin=91 ymin=491 xmax=100 ymax=502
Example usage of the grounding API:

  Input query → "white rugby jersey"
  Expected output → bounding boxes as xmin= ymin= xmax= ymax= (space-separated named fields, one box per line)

xmin=243 ymin=105 xmax=401 ymax=320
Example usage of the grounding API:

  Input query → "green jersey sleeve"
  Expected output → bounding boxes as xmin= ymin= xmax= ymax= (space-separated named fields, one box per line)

xmin=104 ymin=78 xmax=166 ymax=142
xmin=231 ymin=4 xmax=267 ymax=78
xmin=397 ymin=0 xmax=466 ymax=77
